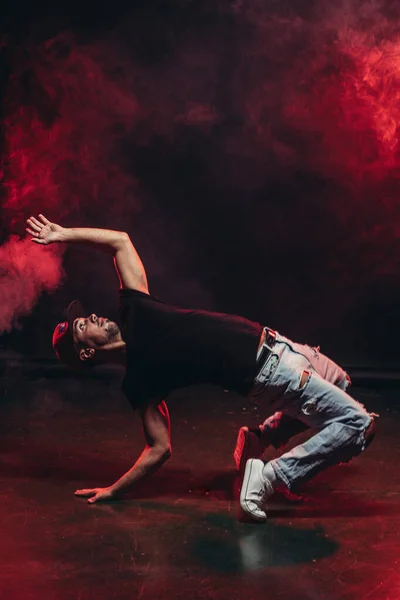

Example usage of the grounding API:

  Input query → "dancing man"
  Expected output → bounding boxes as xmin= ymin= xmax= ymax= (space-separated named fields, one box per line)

xmin=26 ymin=213 xmax=376 ymax=522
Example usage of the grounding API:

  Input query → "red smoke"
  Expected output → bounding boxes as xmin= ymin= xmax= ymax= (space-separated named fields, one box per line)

xmin=1 ymin=34 xmax=141 ymax=333
xmin=2 ymin=1 xmax=400 ymax=338
xmin=220 ymin=2 xmax=400 ymax=189
xmin=0 ymin=237 xmax=63 ymax=333
xmin=3 ymin=34 xmax=140 ymax=224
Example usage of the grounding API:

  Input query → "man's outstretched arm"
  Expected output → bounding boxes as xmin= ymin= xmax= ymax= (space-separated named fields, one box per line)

xmin=26 ymin=213 xmax=148 ymax=293
xmin=74 ymin=400 xmax=171 ymax=503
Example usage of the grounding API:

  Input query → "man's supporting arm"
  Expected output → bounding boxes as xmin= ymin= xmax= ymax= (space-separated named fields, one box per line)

xmin=110 ymin=400 xmax=171 ymax=496
xmin=74 ymin=401 xmax=171 ymax=503
xmin=26 ymin=214 xmax=148 ymax=293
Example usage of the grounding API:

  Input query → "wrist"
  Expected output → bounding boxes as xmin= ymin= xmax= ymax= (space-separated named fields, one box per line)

xmin=55 ymin=226 xmax=68 ymax=243
xmin=108 ymin=484 xmax=122 ymax=498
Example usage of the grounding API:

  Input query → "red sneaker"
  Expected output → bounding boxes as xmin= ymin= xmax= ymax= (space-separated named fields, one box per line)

xmin=233 ymin=426 xmax=266 ymax=475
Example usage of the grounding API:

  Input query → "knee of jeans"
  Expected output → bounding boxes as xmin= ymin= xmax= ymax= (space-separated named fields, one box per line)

xmin=350 ymin=416 xmax=376 ymax=456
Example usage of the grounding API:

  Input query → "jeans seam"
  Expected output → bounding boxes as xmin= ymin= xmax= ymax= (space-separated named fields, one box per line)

xmin=269 ymin=459 xmax=291 ymax=490
xmin=272 ymin=422 xmax=370 ymax=489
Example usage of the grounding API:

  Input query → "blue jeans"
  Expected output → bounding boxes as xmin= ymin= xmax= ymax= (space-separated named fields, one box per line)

xmin=250 ymin=332 xmax=376 ymax=491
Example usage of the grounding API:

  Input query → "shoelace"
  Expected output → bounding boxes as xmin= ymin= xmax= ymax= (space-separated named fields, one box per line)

xmin=257 ymin=479 xmax=274 ymax=506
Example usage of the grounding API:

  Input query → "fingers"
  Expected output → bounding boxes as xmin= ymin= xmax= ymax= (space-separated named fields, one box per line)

xmin=26 ymin=227 xmax=38 ymax=237
xmin=26 ymin=229 xmax=46 ymax=244
xmin=74 ymin=489 xmax=97 ymax=498
xmin=38 ymin=214 xmax=50 ymax=225
xmin=26 ymin=218 xmax=42 ymax=232
xmin=88 ymin=496 xmax=99 ymax=504
xmin=30 ymin=216 xmax=43 ymax=228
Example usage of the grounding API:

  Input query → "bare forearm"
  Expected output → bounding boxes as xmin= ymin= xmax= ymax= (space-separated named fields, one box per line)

xmin=110 ymin=446 xmax=171 ymax=496
xmin=57 ymin=227 xmax=128 ymax=255
xmin=26 ymin=215 xmax=148 ymax=291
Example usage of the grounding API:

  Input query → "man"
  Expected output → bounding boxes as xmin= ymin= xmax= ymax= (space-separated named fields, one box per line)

xmin=26 ymin=214 xmax=376 ymax=522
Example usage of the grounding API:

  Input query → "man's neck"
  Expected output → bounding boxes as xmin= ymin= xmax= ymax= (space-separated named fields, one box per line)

xmin=97 ymin=341 xmax=126 ymax=365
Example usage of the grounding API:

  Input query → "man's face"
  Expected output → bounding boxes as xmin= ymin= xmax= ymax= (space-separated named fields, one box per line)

xmin=73 ymin=313 xmax=122 ymax=350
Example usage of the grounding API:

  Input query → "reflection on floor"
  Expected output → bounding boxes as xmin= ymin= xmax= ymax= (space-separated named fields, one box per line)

xmin=0 ymin=362 xmax=399 ymax=600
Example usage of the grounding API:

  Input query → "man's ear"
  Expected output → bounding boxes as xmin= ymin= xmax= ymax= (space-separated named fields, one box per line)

xmin=79 ymin=347 xmax=96 ymax=362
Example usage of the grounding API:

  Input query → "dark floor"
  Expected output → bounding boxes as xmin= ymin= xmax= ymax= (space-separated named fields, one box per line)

xmin=0 ymin=362 xmax=399 ymax=600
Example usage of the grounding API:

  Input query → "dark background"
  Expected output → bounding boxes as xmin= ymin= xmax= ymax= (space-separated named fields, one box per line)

xmin=2 ymin=0 xmax=400 ymax=368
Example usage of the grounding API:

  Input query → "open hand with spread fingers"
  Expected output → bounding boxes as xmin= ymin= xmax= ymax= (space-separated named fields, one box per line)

xmin=74 ymin=486 xmax=118 ymax=504
xmin=26 ymin=214 xmax=64 ymax=245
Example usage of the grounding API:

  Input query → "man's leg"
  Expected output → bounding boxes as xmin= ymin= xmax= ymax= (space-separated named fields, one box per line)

xmin=233 ymin=413 xmax=308 ymax=473
xmin=268 ymin=373 xmax=374 ymax=492
xmin=240 ymin=342 xmax=376 ymax=521
xmin=234 ymin=342 xmax=351 ymax=472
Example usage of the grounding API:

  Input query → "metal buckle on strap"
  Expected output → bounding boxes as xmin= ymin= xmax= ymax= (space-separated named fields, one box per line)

xmin=256 ymin=327 xmax=277 ymax=372
xmin=264 ymin=327 xmax=276 ymax=351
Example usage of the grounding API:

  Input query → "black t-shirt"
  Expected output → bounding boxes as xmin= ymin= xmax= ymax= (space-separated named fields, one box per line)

xmin=119 ymin=289 xmax=263 ymax=409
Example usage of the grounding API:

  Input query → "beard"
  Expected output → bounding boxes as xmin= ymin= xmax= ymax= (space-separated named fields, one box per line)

xmin=102 ymin=321 xmax=121 ymax=345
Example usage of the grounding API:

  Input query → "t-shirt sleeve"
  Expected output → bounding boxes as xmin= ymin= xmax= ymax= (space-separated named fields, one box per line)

xmin=122 ymin=377 xmax=166 ymax=411
xmin=119 ymin=288 xmax=165 ymax=310
xmin=121 ymin=367 xmax=150 ymax=410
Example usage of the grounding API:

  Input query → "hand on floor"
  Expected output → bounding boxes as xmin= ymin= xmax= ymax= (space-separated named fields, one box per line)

xmin=74 ymin=486 xmax=117 ymax=504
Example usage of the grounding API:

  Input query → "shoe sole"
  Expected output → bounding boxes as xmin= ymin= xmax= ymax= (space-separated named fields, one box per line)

xmin=234 ymin=427 xmax=265 ymax=476
xmin=239 ymin=459 xmax=267 ymax=523
xmin=234 ymin=427 xmax=250 ymax=475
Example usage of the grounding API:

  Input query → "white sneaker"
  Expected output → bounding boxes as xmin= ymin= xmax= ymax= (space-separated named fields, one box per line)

xmin=240 ymin=459 xmax=274 ymax=522
xmin=233 ymin=427 xmax=266 ymax=475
